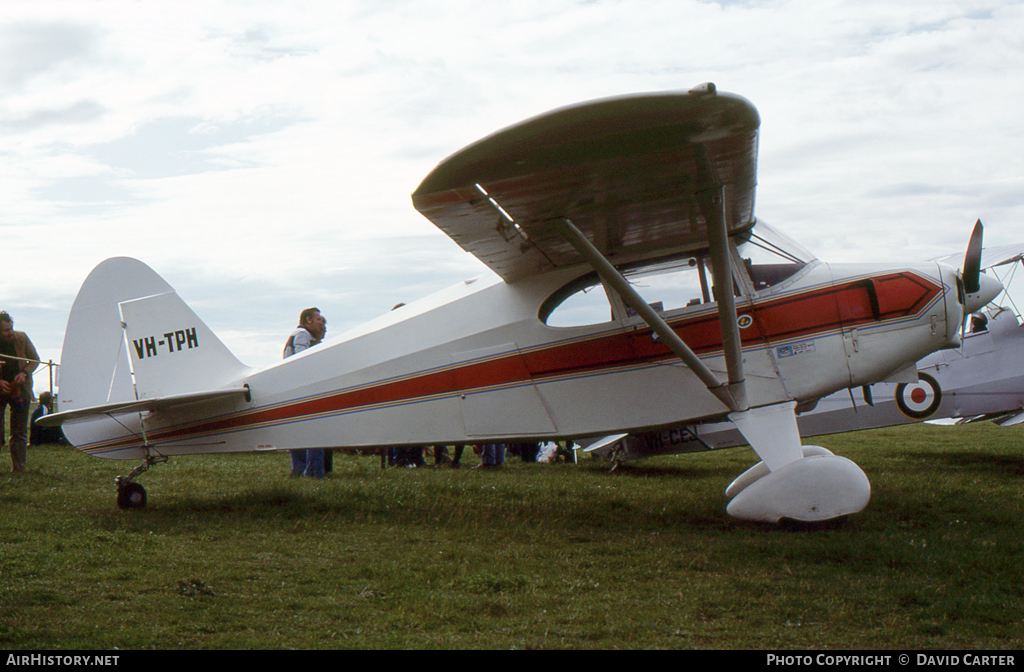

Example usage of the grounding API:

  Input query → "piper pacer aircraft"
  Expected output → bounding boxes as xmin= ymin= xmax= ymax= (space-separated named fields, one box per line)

xmin=42 ymin=84 xmax=1002 ymax=522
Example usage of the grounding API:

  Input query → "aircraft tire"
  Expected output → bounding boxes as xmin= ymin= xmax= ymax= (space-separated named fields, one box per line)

xmin=117 ymin=482 xmax=147 ymax=510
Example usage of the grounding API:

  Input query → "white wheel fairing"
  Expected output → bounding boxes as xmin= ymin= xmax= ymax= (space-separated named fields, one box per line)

xmin=894 ymin=372 xmax=942 ymax=419
xmin=726 ymin=455 xmax=871 ymax=523
xmin=725 ymin=445 xmax=834 ymax=499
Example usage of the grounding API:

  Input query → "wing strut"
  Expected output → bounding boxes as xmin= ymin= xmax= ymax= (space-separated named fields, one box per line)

xmin=695 ymin=185 xmax=748 ymax=411
xmin=552 ymin=217 xmax=746 ymax=412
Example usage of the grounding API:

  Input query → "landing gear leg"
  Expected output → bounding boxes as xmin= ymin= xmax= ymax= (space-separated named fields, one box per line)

xmin=608 ymin=440 xmax=624 ymax=472
xmin=115 ymin=455 xmax=167 ymax=510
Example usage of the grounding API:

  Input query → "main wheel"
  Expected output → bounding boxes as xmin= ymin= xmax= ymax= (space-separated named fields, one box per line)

xmin=117 ymin=482 xmax=147 ymax=510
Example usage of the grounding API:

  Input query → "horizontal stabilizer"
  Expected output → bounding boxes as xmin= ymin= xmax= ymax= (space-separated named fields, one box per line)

xmin=38 ymin=387 xmax=250 ymax=428
xmin=994 ymin=410 xmax=1024 ymax=427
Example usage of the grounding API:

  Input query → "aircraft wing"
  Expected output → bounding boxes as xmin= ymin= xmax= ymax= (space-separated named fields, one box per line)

xmin=38 ymin=387 xmax=250 ymax=427
xmin=930 ymin=243 xmax=1024 ymax=270
xmin=412 ymin=86 xmax=760 ymax=282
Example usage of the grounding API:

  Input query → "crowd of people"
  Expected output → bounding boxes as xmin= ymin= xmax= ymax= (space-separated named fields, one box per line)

xmin=384 ymin=441 xmax=577 ymax=470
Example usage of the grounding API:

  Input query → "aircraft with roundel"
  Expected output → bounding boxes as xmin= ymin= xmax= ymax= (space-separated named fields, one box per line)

xmin=584 ymin=281 xmax=1024 ymax=465
xmin=40 ymin=83 xmax=1003 ymax=522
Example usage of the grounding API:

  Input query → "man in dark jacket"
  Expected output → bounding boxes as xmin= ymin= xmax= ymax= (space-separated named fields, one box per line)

xmin=31 ymin=391 xmax=66 ymax=446
xmin=0 ymin=311 xmax=39 ymax=472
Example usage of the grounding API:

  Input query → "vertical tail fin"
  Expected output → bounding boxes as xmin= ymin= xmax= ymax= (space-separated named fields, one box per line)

xmin=59 ymin=258 xmax=172 ymax=412
xmin=57 ymin=258 xmax=249 ymax=457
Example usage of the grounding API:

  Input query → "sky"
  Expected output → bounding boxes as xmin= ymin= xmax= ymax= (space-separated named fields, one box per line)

xmin=2 ymin=0 xmax=1023 ymax=395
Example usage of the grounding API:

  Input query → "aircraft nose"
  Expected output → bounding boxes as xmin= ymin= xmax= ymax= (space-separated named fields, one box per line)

xmin=963 ymin=271 xmax=1003 ymax=314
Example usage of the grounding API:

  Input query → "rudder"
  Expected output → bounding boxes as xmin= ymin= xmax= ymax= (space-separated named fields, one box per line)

xmin=59 ymin=258 xmax=173 ymax=412
xmin=119 ymin=290 xmax=250 ymax=399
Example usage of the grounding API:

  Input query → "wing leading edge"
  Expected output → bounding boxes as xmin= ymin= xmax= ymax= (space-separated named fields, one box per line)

xmin=412 ymin=84 xmax=760 ymax=282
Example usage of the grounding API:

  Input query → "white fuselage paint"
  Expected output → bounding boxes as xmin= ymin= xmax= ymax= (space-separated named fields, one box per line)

xmin=63 ymin=258 xmax=961 ymax=460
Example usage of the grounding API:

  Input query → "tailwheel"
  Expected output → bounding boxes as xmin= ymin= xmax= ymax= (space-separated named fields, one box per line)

xmin=117 ymin=481 xmax=147 ymax=510
xmin=114 ymin=453 xmax=165 ymax=510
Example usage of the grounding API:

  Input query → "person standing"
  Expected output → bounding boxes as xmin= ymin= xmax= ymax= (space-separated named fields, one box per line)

xmin=476 ymin=442 xmax=505 ymax=469
xmin=0 ymin=311 xmax=39 ymax=472
xmin=283 ymin=307 xmax=326 ymax=358
xmin=283 ymin=308 xmax=328 ymax=477
xmin=31 ymin=391 xmax=66 ymax=446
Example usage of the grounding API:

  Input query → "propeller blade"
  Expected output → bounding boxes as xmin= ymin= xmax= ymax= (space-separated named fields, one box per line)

xmin=962 ymin=219 xmax=984 ymax=294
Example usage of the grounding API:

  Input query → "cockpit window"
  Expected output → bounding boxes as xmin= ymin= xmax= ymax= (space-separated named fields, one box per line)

xmin=541 ymin=223 xmax=813 ymax=326
xmin=622 ymin=256 xmax=717 ymax=314
xmin=736 ymin=222 xmax=815 ymax=292
xmin=542 ymin=255 xmax=727 ymax=327
xmin=540 ymin=272 xmax=614 ymax=327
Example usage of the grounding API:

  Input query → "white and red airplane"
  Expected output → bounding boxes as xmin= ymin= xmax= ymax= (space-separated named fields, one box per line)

xmin=41 ymin=84 xmax=1002 ymax=522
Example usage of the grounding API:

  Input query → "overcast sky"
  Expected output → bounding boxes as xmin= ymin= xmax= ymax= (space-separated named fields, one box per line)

xmin=2 ymin=0 xmax=1023 ymax=394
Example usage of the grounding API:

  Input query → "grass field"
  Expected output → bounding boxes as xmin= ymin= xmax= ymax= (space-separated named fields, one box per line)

xmin=1 ymin=421 xmax=1022 ymax=650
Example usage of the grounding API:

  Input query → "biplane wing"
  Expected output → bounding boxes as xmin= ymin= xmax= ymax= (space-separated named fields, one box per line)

xmin=412 ymin=84 xmax=759 ymax=283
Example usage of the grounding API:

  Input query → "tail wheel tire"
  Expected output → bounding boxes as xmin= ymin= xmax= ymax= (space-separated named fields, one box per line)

xmin=117 ymin=482 xmax=147 ymax=510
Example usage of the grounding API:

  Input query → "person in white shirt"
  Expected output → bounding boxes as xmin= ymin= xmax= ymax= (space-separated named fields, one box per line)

xmin=282 ymin=308 xmax=327 ymax=477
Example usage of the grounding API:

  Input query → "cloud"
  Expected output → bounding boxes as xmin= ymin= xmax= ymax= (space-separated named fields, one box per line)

xmin=0 ymin=99 xmax=106 ymax=133
xmin=0 ymin=20 xmax=104 ymax=90
xmin=34 ymin=174 xmax=138 ymax=208
xmin=86 ymin=113 xmax=301 ymax=178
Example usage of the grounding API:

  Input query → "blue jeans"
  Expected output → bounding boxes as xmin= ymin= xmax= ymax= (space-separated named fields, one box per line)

xmin=290 ymin=449 xmax=325 ymax=478
xmin=481 ymin=443 xmax=505 ymax=466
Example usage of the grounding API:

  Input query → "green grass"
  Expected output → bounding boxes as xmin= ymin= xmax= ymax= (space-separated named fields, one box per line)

xmin=1 ymin=422 xmax=1022 ymax=649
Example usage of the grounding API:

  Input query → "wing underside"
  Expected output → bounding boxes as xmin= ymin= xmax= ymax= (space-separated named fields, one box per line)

xmin=412 ymin=87 xmax=760 ymax=282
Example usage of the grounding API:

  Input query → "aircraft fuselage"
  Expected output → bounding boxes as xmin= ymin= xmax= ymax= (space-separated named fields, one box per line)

xmin=72 ymin=257 xmax=961 ymax=460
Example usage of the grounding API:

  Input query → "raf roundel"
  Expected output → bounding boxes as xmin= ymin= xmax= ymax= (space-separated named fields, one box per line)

xmin=894 ymin=372 xmax=943 ymax=419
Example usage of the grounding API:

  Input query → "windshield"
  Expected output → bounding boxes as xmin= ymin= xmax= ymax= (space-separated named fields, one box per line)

xmin=735 ymin=221 xmax=815 ymax=292
xmin=540 ymin=272 xmax=614 ymax=327
xmin=540 ymin=221 xmax=816 ymax=327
